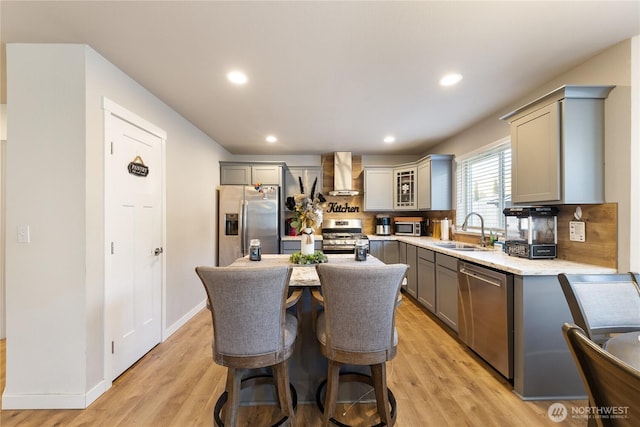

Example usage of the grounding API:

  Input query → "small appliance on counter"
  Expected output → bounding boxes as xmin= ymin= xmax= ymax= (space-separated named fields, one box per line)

xmin=394 ymin=217 xmax=429 ymax=236
xmin=503 ymin=206 xmax=558 ymax=259
xmin=375 ymin=215 xmax=391 ymax=236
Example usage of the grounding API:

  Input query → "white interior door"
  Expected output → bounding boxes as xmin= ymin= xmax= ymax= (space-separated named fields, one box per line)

xmin=106 ymin=109 xmax=164 ymax=380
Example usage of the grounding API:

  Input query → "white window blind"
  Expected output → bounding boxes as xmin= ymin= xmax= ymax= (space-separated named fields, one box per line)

xmin=456 ymin=140 xmax=511 ymax=233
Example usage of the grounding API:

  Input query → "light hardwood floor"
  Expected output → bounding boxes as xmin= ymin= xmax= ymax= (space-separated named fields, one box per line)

xmin=1 ymin=295 xmax=588 ymax=426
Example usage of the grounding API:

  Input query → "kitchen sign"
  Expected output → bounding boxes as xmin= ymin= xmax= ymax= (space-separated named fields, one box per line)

xmin=128 ymin=155 xmax=149 ymax=177
xmin=327 ymin=201 xmax=360 ymax=213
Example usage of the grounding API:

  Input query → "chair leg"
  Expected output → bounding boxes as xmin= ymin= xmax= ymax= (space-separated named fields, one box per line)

xmin=273 ymin=361 xmax=295 ymax=425
xmin=323 ymin=360 xmax=341 ymax=427
xmin=371 ymin=363 xmax=393 ymax=427
xmin=224 ymin=367 xmax=242 ymax=427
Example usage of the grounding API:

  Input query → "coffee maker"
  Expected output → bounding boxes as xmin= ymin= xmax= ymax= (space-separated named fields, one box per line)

xmin=376 ymin=215 xmax=391 ymax=235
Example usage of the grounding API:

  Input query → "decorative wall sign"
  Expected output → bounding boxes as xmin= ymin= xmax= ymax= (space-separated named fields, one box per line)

xmin=128 ymin=155 xmax=149 ymax=177
xmin=327 ymin=201 xmax=360 ymax=213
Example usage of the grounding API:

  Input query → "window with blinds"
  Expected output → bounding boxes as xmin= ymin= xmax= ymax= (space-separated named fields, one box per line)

xmin=456 ymin=139 xmax=511 ymax=233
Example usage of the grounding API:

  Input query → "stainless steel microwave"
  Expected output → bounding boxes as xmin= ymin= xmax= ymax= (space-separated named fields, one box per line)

xmin=394 ymin=221 xmax=422 ymax=236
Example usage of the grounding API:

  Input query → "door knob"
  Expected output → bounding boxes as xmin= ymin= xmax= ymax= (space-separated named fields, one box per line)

xmin=154 ymin=247 xmax=164 ymax=256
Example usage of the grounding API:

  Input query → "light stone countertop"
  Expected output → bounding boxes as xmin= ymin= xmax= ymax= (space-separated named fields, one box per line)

xmin=230 ymin=254 xmax=384 ymax=287
xmin=367 ymin=234 xmax=616 ymax=276
xmin=282 ymin=235 xmax=323 ymax=241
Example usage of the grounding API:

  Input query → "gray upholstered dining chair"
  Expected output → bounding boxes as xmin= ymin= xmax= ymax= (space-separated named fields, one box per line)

xmin=195 ymin=265 xmax=300 ymax=426
xmin=562 ymin=323 xmax=640 ymax=427
xmin=558 ymin=273 xmax=640 ymax=346
xmin=313 ymin=263 xmax=408 ymax=427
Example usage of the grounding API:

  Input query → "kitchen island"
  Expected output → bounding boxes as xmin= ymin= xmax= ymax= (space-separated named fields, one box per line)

xmin=368 ymin=235 xmax=616 ymax=401
xmin=229 ymin=254 xmax=387 ymax=404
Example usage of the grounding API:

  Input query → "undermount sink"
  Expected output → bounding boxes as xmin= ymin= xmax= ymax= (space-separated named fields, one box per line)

xmin=433 ymin=242 xmax=487 ymax=251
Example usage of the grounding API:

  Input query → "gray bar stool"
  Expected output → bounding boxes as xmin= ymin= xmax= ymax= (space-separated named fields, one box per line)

xmin=196 ymin=265 xmax=301 ymax=426
xmin=313 ymin=263 xmax=408 ymax=427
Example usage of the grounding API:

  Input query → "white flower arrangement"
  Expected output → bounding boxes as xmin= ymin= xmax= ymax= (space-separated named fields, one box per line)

xmin=286 ymin=177 xmax=325 ymax=234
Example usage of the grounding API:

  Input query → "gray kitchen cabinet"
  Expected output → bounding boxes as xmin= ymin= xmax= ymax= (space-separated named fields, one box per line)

xmin=501 ymin=85 xmax=614 ymax=205
xmin=397 ymin=242 xmax=411 ymax=296
xmin=417 ymin=248 xmax=436 ymax=313
xmin=383 ymin=240 xmax=399 ymax=264
xmin=369 ymin=240 xmax=383 ymax=259
xmin=281 ymin=239 xmax=322 ymax=254
xmin=364 ymin=167 xmax=393 ymax=211
xmin=417 ymin=155 xmax=453 ymax=210
xmin=405 ymin=244 xmax=418 ymax=298
xmin=285 ymin=166 xmax=322 ymax=198
xmin=370 ymin=240 xmax=400 ymax=264
xmin=435 ymin=253 xmax=458 ymax=331
xmin=393 ymin=165 xmax=418 ymax=210
xmin=220 ymin=162 xmax=284 ymax=186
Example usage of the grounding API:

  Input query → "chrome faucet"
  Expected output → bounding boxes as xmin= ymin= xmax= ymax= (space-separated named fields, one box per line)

xmin=461 ymin=212 xmax=486 ymax=247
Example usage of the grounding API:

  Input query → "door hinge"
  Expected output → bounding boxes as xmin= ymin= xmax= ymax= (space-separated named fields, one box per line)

xmin=111 ymin=242 xmax=114 ymax=254
xmin=110 ymin=141 xmax=114 ymax=155
xmin=111 ymin=341 xmax=115 ymax=354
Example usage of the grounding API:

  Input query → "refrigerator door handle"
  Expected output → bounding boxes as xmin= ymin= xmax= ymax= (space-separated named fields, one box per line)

xmin=241 ymin=199 xmax=247 ymax=256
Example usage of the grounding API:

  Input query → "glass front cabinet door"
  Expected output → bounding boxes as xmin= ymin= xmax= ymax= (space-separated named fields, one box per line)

xmin=393 ymin=166 xmax=417 ymax=210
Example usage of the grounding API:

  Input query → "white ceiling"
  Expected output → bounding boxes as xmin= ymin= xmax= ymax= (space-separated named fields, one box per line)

xmin=1 ymin=1 xmax=639 ymax=155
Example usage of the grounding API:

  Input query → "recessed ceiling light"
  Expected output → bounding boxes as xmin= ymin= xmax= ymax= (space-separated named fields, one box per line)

xmin=439 ymin=73 xmax=463 ymax=87
xmin=227 ymin=70 xmax=248 ymax=85
xmin=266 ymin=135 xmax=277 ymax=143
xmin=384 ymin=135 xmax=396 ymax=144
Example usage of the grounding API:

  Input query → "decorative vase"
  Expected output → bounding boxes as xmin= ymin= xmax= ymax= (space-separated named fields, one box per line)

xmin=301 ymin=227 xmax=315 ymax=255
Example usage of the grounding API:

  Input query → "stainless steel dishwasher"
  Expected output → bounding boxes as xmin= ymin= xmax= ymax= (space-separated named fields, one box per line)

xmin=457 ymin=261 xmax=514 ymax=379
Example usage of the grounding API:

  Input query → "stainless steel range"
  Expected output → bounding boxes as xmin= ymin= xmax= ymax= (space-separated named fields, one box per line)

xmin=321 ymin=219 xmax=369 ymax=254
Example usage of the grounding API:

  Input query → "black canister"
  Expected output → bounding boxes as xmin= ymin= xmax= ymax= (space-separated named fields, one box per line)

xmin=354 ymin=240 xmax=368 ymax=261
xmin=249 ymin=239 xmax=261 ymax=261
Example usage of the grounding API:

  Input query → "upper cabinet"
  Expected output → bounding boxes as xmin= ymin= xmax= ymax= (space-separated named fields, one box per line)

xmin=363 ymin=167 xmax=393 ymax=211
xmin=364 ymin=155 xmax=453 ymax=212
xmin=417 ymin=155 xmax=453 ymax=210
xmin=393 ymin=165 xmax=418 ymax=210
xmin=284 ymin=166 xmax=322 ymax=198
xmin=501 ymin=85 xmax=614 ymax=205
xmin=220 ymin=162 xmax=284 ymax=186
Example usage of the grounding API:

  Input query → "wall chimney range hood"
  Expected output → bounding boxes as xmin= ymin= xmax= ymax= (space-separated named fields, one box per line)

xmin=329 ymin=152 xmax=359 ymax=196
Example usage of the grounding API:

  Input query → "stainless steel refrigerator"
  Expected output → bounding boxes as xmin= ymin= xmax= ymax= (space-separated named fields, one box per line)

xmin=217 ymin=185 xmax=280 ymax=266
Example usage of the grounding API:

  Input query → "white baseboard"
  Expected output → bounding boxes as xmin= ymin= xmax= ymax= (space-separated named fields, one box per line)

xmin=162 ymin=299 xmax=206 ymax=341
xmin=85 ymin=379 xmax=111 ymax=407
xmin=2 ymin=377 xmax=110 ymax=410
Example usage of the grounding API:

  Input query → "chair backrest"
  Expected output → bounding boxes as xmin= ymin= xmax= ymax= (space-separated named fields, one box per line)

xmin=558 ymin=273 xmax=640 ymax=342
xmin=562 ymin=323 xmax=640 ymax=427
xmin=195 ymin=265 xmax=292 ymax=359
xmin=316 ymin=263 xmax=408 ymax=355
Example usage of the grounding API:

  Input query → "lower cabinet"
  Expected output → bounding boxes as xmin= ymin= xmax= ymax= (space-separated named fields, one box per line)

xmin=369 ymin=240 xmax=399 ymax=264
xmin=417 ymin=248 xmax=435 ymax=313
xmin=281 ymin=240 xmax=322 ymax=254
xmin=405 ymin=244 xmax=417 ymax=298
xmin=435 ymin=253 xmax=459 ymax=331
xmin=383 ymin=241 xmax=399 ymax=264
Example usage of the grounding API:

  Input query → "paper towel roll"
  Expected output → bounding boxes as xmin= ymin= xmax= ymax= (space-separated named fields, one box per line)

xmin=441 ymin=219 xmax=450 ymax=241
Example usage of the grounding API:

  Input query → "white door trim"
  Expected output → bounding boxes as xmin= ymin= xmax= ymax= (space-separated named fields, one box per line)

xmin=102 ymin=97 xmax=167 ymax=386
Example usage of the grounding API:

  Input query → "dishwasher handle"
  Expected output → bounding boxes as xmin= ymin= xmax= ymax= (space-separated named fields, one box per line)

xmin=459 ymin=266 xmax=503 ymax=287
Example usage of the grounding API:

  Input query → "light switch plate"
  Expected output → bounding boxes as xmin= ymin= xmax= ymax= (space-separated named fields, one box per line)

xmin=569 ymin=221 xmax=585 ymax=242
xmin=18 ymin=225 xmax=31 ymax=243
